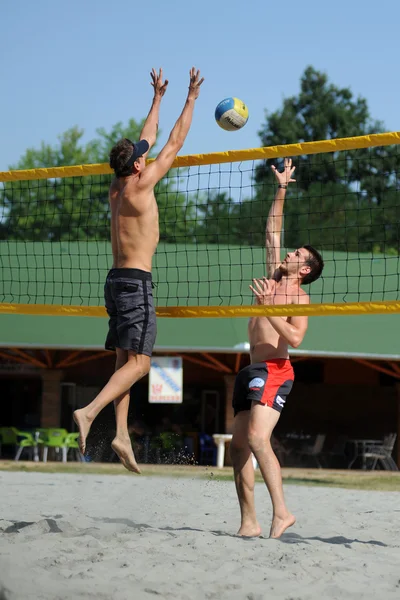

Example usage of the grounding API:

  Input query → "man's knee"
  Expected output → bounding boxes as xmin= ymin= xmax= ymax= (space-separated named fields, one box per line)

xmin=138 ymin=357 xmax=151 ymax=378
xmin=247 ymin=427 xmax=271 ymax=454
xmin=127 ymin=353 xmax=151 ymax=380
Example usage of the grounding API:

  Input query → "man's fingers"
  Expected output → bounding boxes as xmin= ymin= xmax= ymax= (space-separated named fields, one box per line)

xmin=249 ymin=285 xmax=260 ymax=296
xmin=197 ymin=77 xmax=205 ymax=86
xmin=252 ymin=278 xmax=265 ymax=293
xmin=252 ymin=279 xmax=264 ymax=293
xmin=264 ymin=277 xmax=275 ymax=290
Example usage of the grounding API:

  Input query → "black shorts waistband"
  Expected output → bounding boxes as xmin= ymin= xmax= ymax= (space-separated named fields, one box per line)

xmin=107 ymin=268 xmax=152 ymax=281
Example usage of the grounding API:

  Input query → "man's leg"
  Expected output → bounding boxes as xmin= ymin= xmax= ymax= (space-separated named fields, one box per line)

xmin=74 ymin=351 xmax=150 ymax=454
xmin=230 ymin=411 xmax=261 ymax=537
xmin=248 ymin=402 xmax=295 ymax=538
xmin=109 ymin=349 xmax=141 ymax=473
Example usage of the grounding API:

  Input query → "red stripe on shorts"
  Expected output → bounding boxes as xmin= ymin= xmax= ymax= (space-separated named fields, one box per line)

xmin=260 ymin=359 xmax=294 ymax=408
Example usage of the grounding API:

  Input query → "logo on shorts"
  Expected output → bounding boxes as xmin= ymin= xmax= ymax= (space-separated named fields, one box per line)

xmin=249 ymin=377 xmax=265 ymax=390
xmin=275 ymin=395 xmax=285 ymax=407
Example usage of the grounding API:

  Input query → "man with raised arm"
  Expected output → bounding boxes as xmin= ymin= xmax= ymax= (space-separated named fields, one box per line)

xmin=74 ymin=68 xmax=204 ymax=472
xmin=230 ymin=158 xmax=324 ymax=538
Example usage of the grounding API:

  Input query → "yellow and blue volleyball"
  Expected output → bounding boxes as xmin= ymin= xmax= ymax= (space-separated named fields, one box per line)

xmin=215 ymin=97 xmax=249 ymax=131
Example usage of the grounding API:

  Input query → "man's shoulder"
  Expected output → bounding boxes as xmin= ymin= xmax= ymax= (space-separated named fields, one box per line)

xmin=293 ymin=287 xmax=310 ymax=305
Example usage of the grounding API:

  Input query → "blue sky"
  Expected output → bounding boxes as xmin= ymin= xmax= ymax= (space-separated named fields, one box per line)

xmin=1 ymin=0 xmax=399 ymax=171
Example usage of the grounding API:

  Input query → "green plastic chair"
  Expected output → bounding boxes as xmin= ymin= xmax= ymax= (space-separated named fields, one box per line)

xmin=0 ymin=427 xmax=18 ymax=456
xmin=14 ymin=430 xmax=45 ymax=462
xmin=1 ymin=427 xmax=18 ymax=458
xmin=42 ymin=428 xmax=68 ymax=462
xmin=1 ymin=427 xmax=18 ymax=445
xmin=63 ymin=433 xmax=83 ymax=462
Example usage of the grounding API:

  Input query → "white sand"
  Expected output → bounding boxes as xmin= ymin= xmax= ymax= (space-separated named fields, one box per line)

xmin=1 ymin=471 xmax=400 ymax=600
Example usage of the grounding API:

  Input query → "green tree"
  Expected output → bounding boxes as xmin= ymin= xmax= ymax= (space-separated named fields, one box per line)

xmin=0 ymin=120 xmax=195 ymax=243
xmin=191 ymin=192 xmax=241 ymax=244
xmin=251 ymin=66 xmax=399 ymax=253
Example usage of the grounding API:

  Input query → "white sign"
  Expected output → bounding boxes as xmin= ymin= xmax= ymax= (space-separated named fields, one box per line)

xmin=149 ymin=357 xmax=183 ymax=404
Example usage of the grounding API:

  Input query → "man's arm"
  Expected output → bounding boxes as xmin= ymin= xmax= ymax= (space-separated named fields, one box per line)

xmin=265 ymin=296 xmax=309 ymax=348
xmin=139 ymin=68 xmax=204 ymax=188
xmin=249 ymin=278 xmax=309 ymax=348
xmin=139 ymin=68 xmax=169 ymax=159
xmin=266 ymin=158 xmax=296 ymax=278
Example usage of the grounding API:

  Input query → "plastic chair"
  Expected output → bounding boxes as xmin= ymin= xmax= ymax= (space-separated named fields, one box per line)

xmin=42 ymin=428 xmax=68 ymax=462
xmin=362 ymin=434 xmax=398 ymax=470
xmin=63 ymin=432 xmax=84 ymax=462
xmin=0 ymin=427 xmax=18 ymax=457
xmin=14 ymin=430 xmax=45 ymax=462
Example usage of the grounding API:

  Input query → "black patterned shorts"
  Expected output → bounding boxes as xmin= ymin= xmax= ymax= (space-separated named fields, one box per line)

xmin=104 ymin=268 xmax=157 ymax=357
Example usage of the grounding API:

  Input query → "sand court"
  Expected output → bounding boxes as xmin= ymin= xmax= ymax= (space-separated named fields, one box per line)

xmin=1 ymin=470 xmax=400 ymax=600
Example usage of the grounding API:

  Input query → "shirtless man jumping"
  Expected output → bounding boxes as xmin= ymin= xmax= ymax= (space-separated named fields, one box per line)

xmin=230 ymin=158 xmax=324 ymax=538
xmin=74 ymin=67 xmax=204 ymax=472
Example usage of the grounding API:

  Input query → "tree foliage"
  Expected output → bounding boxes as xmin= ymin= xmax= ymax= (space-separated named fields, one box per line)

xmin=0 ymin=120 xmax=194 ymax=243
xmin=252 ymin=66 xmax=400 ymax=252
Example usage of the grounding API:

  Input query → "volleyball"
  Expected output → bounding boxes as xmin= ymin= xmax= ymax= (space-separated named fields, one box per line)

xmin=215 ymin=97 xmax=249 ymax=131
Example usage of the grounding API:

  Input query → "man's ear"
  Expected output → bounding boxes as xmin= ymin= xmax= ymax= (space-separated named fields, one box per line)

xmin=300 ymin=265 xmax=311 ymax=277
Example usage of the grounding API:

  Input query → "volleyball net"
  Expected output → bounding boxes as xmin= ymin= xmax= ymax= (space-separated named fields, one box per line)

xmin=0 ymin=131 xmax=399 ymax=318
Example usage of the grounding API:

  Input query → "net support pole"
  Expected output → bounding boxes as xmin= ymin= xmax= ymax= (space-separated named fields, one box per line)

xmin=397 ymin=383 xmax=400 ymax=469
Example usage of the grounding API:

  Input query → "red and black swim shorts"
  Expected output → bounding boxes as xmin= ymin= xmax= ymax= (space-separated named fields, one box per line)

xmin=232 ymin=359 xmax=294 ymax=416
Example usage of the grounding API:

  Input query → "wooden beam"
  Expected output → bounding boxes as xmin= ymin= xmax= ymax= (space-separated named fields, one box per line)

xmin=0 ymin=350 xmax=31 ymax=365
xmin=62 ymin=351 xmax=110 ymax=368
xmin=182 ymin=355 xmax=228 ymax=373
xmin=353 ymin=358 xmax=400 ymax=380
xmin=235 ymin=353 xmax=241 ymax=373
xmin=389 ymin=362 xmax=400 ymax=375
xmin=55 ymin=351 xmax=83 ymax=368
xmin=10 ymin=348 xmax=47 ymax=368
xmin=43 ymin=349 xmax=53 ymax=368
xmin=202 ymin=353 xmax=232 ymax=374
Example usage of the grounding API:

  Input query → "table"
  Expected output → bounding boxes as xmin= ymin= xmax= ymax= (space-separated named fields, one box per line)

xmin=212 ymin=434 xmax=258 ymax=469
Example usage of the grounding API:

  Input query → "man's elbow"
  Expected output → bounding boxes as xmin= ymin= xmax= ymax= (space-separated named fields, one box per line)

xmin=290 ymin=334 xmax=303 ymax=349
xmin=168 ymin=137 xmax=184 ymax=154
xmin=266 ymin=233 xmax=279 ymax=247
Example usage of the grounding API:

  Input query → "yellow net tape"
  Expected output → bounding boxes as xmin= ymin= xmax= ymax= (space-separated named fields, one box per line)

xmin=1 ymin=130 xmax=399 ymax=182
xmin=1 ymin=301 xmax=400 ymax=318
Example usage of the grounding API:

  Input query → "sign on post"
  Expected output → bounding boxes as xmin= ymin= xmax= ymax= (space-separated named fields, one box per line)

xmin=149 ymin=357 xmax=183 ymax=404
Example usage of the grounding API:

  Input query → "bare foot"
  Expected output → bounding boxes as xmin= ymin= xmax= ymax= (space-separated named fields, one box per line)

xmin=237 ymin=521 xmax=262 ymax=538
xmin=111 ymin=437 xmax=141 ymax=474
xmin=269 ymin=513 xmax=296 ymax=539
xmin=73 ymin=409 xmax=92 ymax=454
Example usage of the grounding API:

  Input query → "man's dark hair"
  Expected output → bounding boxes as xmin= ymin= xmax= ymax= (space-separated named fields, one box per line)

xmin=301 ymin=245 xmax=324 ymax=285
xmin=109 ymin=139 xmax=134 ymax=178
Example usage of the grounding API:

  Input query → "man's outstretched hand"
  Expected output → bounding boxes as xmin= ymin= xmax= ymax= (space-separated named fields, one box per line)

xmin=271 ymin=157 xmax=296 ymax=187
xmin=151 ymin=68 xmax=169 ymax=98
xmin=188 ymin=67 xmax=204 ymax=100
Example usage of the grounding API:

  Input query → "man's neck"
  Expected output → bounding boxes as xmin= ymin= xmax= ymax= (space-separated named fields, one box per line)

xmin=276 ymin=276 xmax=302 ymax=290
